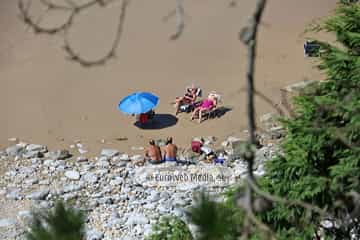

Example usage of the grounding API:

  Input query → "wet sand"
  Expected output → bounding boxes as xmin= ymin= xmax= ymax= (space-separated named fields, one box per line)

xmin=0 ymin=0 xmax=337 ymax=154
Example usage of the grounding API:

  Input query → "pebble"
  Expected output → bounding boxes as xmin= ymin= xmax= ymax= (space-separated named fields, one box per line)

xmin=26 ymin=188 xmax=50 ymax=200
xmin=0 ymin=218 xmax=17 ymax=228
xmin=100 ymin=149 xmax=119 ymax=158
xmin=65 ymin=170 xmax=80 ymax=180
xmin=86 ymin=229 xmax=104 ymax=240
xmin=0 ymin=135 xmax=279 ymax=239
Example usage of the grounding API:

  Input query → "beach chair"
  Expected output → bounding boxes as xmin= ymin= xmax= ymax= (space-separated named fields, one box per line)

xmin=198 ymin=92 xmax=221 ymax=122
xmin=178 ymin=87 xmax=202 ymax=113
xmin=199 ymin=104 xmax=218 ymax=122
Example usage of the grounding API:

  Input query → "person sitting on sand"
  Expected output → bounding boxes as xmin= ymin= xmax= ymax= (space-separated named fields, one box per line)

xmin=174 ymin=85 xmax=198 ymax=115
xmin=163 ymin=137 xmax=178 ymax=162
xmin=190 ymin=93 xmax=217 ymax=123
xmin=144 ymin=139 xmax=162 ymax=164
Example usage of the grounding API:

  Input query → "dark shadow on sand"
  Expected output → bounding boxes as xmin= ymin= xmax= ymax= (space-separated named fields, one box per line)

xmin=134 ymin=113 xmax=178 ymax=129
xmin=213 ymin=106 xmax=232 ymax=118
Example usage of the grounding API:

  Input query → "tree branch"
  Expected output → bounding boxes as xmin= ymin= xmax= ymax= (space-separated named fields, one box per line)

xmin=63 ymin=0 xmax=130 ymax=66
xmin=170 ymin=0 xmax=185 ymax=40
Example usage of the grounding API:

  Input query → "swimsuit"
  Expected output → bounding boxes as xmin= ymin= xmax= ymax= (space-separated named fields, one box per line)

xmin=149 ymin=159 xmax=164 ymax=164
xmin=200 ymin=99 xmax=214 ymax=109
xmin=164 ymin=156 xmax=177 ymax=162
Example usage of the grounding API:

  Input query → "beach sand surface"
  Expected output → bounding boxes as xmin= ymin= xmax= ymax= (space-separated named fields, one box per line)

xmin=0 ymin=0 xmax=337 ymax=154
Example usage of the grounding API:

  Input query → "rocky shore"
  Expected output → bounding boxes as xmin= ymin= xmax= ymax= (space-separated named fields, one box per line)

xmin=0 ymin=114 xmax=284 ymax=240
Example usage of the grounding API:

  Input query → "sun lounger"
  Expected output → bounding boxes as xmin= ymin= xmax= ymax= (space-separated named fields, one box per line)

xmin=178 ymin=87 xmax=202 ymax=113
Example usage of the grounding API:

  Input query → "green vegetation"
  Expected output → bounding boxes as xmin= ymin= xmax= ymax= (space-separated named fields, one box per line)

xmin=147 ymin=216 xmax=193 ymax=240
xmin=260 ymin=2 xmax=360 ymax=238
xmin=26 ymin=200 xmax=86 ymax=240
xmin=177 ymin=1 xmax=360 ymax=239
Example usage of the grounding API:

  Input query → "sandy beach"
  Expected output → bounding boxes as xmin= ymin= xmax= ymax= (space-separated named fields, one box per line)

xmin=0 ymin=0 xmax=337 ymax=154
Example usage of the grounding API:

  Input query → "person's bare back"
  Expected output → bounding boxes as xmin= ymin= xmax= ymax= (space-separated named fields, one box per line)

xmin=145 ymin=140 xmax=162 ymax=163
xmin=163 ymin=137 xmax=177 ymax=161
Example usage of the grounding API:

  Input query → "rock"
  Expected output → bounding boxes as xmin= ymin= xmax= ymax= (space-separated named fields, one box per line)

xmin=86 ymin=229 xmax=104 ymax=240
xmin=260 ymin=113 xmax=277 ymax=124
xmin=148 ymin=191 xmax=160 ymax=202
xmin=78 ymin=149 xmax=88 ymax=155
xmin=269 ymin=126 xmax=285 ymax=139
xmin=0 ymin=151 xmax=6 ymax=157
xmin=100 ymin=149 xmax=119 ymax=158
xmin=0 ymin=218 xmax=16 ymax=228
xmin=82 ymin=172 xmax=99 ymax=184
xmin=62 ymin=193 xmax=77 ymax=201
xmin=125 ymin=213 xmax=148 ymax=226
xmin=131 ymin=155 xmax=143 ymax=161
xmin=39 ymin=179 xmax=51 ymax=185
xmin=23 ymin=151 xmax=41 ymax=159
xmin=43 ymin=159 xmax=55 ymax=166
xmin=26 ymin=188 xmax=50 ymax=200
xmin=109 ymin=177 xmax=123 ymax=186
xmin=143 ymin=224 xmax=153 ymax=237
xmin=118 ymin=154 xmax=130 ymax=161
xmin=48 ymin=149 xmax=71 ymax=160
xmin=160 ymin=191 xmax=171 ymax=200
xmin=97 ymin=160 xmax=110 ymax=168
xmin=6 ymin=144 xmax=25 ymax=157
xmin=284 ymin=80 xmax=316 ymax=93
xmin=26 ymin=144 xmax=47 ymax=153
xmin=173 ymin=208 xmax=184 ymax=217
xmin=63 ymin=183 xmax=83 ymax=193
xmin=105 ymin=217 xmax=122 ymax=228
xmin=157 ymin=205 xmax=169 ymax=214
xmin=131 ymin=146 xmax=144 ymax=151
xmin=24 ymin=177 xmax=39 ymax=185
xmin=18 ymin=210 xmax=32 ymax=224
xmin=6 ymin=188 xmax=22 ymax=200
xmin=77 ymin=156 xmax=88 ymax=162
xmin=8 ymin=137 xmax=18 ymax=142
xmin=65 ymin=170 xmax=80 ymax=180
xmin=98 ymin=197 xmax=114 ymax=205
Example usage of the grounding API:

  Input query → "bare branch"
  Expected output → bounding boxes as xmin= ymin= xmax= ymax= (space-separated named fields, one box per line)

xmin=18 ymin=0 xmax=74 ymax=34
xmin=39 ymin=0 xmax=72 ymax=10
xmin=63 ymin=0 xmax=130 ymax=67
xmin=18 ymin=0 xmax=121 ymax=66
xmin=170 ymin=0 xmax=185 ymax=40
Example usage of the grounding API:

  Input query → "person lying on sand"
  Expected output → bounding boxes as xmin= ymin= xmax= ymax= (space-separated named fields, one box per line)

xmin=163 ymin=137 xmax=178 ymax=162
xmin=174 ymin=85 xmax=198 ymax=115
xmin=144 ymin=139 xmax=162 ymax=164
xmin=190 ymin=93 xmax=217 ymax=123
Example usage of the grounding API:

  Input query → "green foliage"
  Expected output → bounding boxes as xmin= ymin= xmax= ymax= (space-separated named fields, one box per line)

xmin=147 ymin=216 xmax=193 ymax=240
xmin=186 ymin=192 xmax=244 ymax=240
xmin=26 ymin=200 xmax=86 ymax=240
xmin=257 ymin=1 xmax=360 ymax=238
xmin=163 ymin=2 xmax=360 ymax=240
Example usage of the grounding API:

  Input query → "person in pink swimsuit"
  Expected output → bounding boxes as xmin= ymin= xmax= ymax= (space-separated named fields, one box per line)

xmin=191 ymin=94 xmax=217 ymax=123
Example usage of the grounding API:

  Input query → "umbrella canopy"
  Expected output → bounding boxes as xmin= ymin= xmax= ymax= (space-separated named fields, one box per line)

xmin=118 ymin=92 xmax=159 ymax=115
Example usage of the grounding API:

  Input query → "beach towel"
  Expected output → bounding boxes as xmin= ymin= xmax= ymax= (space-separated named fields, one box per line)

xmin=191 ymin=140 xmax=203 ymax=153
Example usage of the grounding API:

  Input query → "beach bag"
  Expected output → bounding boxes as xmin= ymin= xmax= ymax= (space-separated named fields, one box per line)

xmin=191 ymin=140 xmax=203 ymax=153
xmin=139 ymin=113 xmax=149 ymax=124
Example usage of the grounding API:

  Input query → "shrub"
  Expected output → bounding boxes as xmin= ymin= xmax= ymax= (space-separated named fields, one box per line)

xmin=147 ymin=215 xmax=193 ymax=240
xmin=26 ymin=200 xmax=86 ymax=240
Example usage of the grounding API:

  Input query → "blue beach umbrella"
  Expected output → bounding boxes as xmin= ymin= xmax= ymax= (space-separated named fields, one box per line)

xmin=118 ymin=92 xmax=159 ymax=115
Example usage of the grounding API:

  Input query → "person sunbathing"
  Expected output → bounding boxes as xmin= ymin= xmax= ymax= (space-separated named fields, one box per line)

xmin=144 ymin=139 xmax=163 ymax=164
xmin=190 ymin=94 xmax=217 ymax=123
xmin=174 ymin=86 xmax=198 ymax=115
